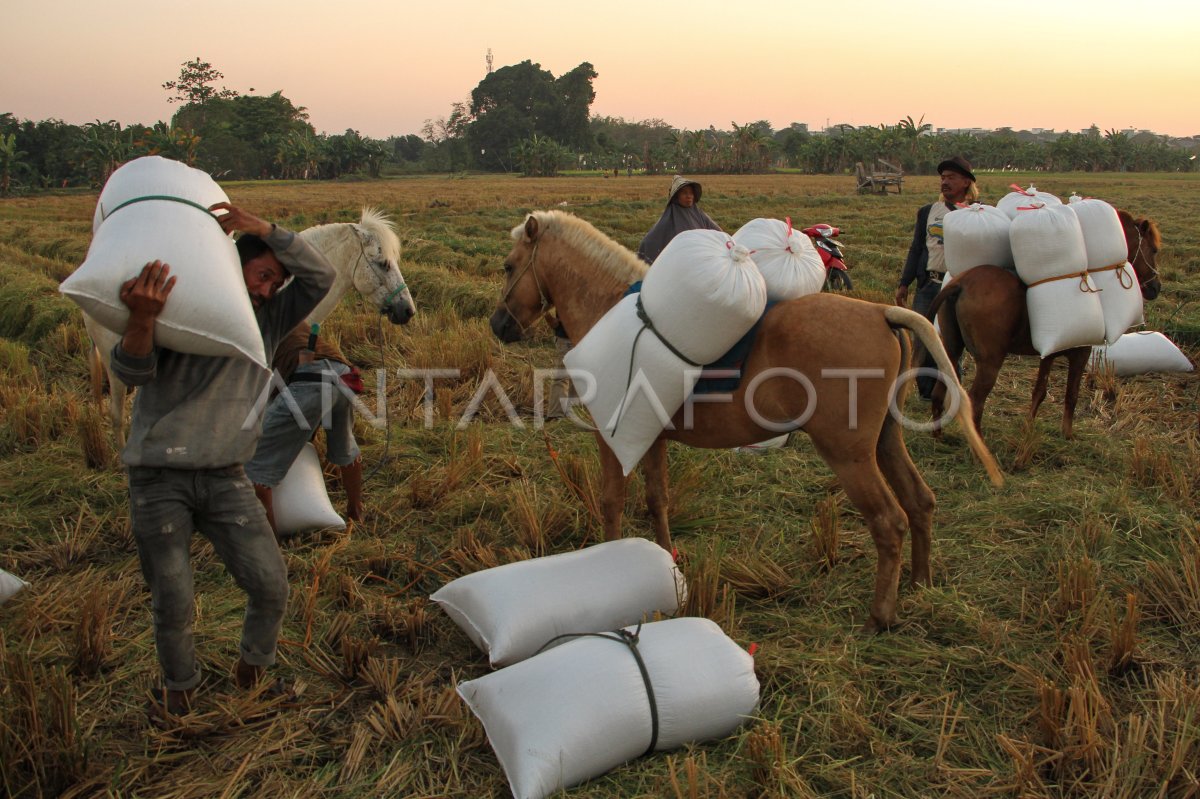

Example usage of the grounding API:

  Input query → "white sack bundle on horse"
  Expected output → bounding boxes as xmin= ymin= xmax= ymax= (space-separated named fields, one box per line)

xmin=457 ymin=617 xmax=759 ymax=799
xmin=1068 ymin=195 xmax=1145 ymax=343
xmin=565 ymin=229 xmax=766 ymax=474
xmin=731 ymin=218 xmax=826 ymax=300
xmin=1090 ymin=331 xmax=1195 ymax=377
xmin=1011 ymin=202 xmax=1105 ymax=356
xmin=997 ymin=184 xmax=1062 ymax=220
xmin=271 ymin=443 xmax=346 ymax=536
xmin=60 ymin=156 xmax=267 ymax=368
xmin=431 ymin=538 xmax=685 ymax=668
xmin=0 ymin=567 xmax=29 ymax=605
xmin=943 ymin=203 xmax=1013 ymax=277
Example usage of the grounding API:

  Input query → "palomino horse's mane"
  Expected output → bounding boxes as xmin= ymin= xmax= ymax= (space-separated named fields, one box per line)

xmin=513 ymin=210 xmax=647 ymax=286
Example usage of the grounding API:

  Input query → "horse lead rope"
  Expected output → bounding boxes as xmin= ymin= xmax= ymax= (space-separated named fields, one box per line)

xmin=534 ymin=623 xmax=661 ymax=757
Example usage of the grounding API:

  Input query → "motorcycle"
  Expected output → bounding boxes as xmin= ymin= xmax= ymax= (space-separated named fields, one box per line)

xmin=801 ymin=224 xmax=851 ymax=291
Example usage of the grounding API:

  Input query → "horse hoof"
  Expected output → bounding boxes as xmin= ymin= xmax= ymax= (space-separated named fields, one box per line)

xmin=858 ymin=616 xmax=894 ymax=636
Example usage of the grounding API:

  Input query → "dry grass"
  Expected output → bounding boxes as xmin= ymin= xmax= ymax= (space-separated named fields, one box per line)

xmin=2 ymin=173 xmax=1199 ymax=797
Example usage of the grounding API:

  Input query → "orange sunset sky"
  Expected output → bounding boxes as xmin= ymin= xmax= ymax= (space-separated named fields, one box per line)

xmin=4 ymin=0 xmax=1198 ymax=139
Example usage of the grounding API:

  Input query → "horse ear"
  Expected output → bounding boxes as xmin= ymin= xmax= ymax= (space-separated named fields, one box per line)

xmin=524 ymin=214 xmax=540 ymax=241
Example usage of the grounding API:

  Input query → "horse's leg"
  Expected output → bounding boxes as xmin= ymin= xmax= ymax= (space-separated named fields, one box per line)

xmin=640 ymin=438 xmax=672 ymax=551
xmin=1061 ymin=348 xmax=1089 ymax=439
xmin=810 ymin=435 xmax=909 ymax=633
xmin=596 ymin=434 xmax=627 ymax=542
xmin=965 ymin=355 xmax=1004 ymax=437
xmin=875 ymin=416 xmax=936 ymax=588
xmin=1030 ymin=355 xmax=1056 ymax=423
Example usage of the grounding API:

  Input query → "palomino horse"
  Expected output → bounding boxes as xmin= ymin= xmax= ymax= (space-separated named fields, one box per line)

xmin=490 ymin=211 xmax=1003 ymax=633
xmin=86 ymin=207 xmax=415 ymax=447
xmin=928 ymin=209 xmax=1162 ymax=438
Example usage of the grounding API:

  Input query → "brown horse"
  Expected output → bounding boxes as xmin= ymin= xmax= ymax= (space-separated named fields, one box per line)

xmin=929 ymin=209 xmax=1162 ymax=438
xmin=490 ymin=211 xmax=1003 ymax=632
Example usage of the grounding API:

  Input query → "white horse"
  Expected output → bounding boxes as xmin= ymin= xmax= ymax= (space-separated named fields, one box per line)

xmin=85 ymin=207 xmax=416 ymax=448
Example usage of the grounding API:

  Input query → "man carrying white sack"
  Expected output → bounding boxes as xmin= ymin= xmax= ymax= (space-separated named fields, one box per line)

xmin=109 ymin=202 xmax=335 ymax=722
xmin=895 ymin=155 xmax=977 ymax=399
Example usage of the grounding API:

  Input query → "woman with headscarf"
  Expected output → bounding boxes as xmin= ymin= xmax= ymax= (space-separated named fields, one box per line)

xmin=637 ymin=175 xmax=723 ymax=264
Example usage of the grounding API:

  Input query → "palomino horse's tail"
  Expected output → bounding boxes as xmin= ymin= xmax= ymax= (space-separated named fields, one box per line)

xmin=884 ymin=305 xmax=1005 ymax=488
xmin=88 ymin=343 xmax=105 ymax=404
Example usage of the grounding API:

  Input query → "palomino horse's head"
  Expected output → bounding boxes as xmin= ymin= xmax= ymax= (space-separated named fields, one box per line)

xmin=1118 ymin=209 xmax=1163 ymax=301
xmin=350 ymin=208 xmax=416 ymax=324
xmin=490 ymin=214 xmax=553 ymax=343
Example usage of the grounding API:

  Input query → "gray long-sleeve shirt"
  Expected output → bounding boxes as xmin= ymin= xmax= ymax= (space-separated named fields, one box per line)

xmin=111 ymin=225 xmax=335 ymax=469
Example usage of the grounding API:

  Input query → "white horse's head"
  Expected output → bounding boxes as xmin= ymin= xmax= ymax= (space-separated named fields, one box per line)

xmin=299 ymin=208 xmax=416 ymax=325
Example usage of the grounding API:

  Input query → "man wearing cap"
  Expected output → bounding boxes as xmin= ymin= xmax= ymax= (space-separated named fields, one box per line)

xmin=894 ymin=156 xmax=978 ymax=398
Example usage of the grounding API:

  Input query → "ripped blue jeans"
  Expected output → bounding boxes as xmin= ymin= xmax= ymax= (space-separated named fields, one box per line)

xmin=128 ymin=465 xmax=288 ymax=691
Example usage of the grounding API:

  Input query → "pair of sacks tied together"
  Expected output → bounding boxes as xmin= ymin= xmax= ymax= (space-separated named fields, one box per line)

xmin=943 ymin=187 xmax=1144 ymax=357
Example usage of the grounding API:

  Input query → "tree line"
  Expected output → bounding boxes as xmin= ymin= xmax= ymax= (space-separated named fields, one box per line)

xmin=1 ymin=57 xmax=1195 ymax=195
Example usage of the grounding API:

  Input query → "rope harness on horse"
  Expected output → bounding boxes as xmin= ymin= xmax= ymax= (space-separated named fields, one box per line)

xmin=499 ymin=240 xmax=555 ymax=336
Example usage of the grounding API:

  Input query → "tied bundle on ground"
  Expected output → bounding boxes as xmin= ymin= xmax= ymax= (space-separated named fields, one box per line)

xmin=271 ymin=442 xmax=346 ymax=535
xmin=431 ymin=538 xmax=685 ymax=668
xmin=731 ymin=218 xmax=825 ymax=300
xmin=1090 ymin=331 xmax=1195 ymax=377
xmin=59 ymin=155 xmax=267 ymax=368
xmin=565 ymin=229 xmax=766 ymax=474
xmin=0 ymin=568 xmax=28 ymax=605
xmin=1011 ymin=202 xmax=1106 ymax=356
xmin=457 ymin=617 xmax=759 ymax=799
xmin=1068 ymin=194 xmax=1144 ymax=343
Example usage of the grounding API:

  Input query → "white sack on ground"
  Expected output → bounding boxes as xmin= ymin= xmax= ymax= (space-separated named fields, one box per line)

xmin=1089 ymin=332 xmax=1194 ymax=377
xmin=944 ymin=203 xmax=1013 ymax=276
xmin=457 ymin=617 xmax=759 ymax=799
xmin=0 ymin=568 xmax=29 ymax=605
xmin=271 ymin=443 xmax=345 ymax=535
xmin=1011 ymin=203 xmax=1104 ymax=355
xmin=431 ymin=538 xmax=685 ymax=668
xmin=565 ymin=294 xmax=699 ymax=474
xmin=731 ymin=218 xmax=825 ymax=300
xmin=61 ymin=156 xmax=267 ymax=368
xmin=1066 ymin=195 xmax=1143 ymax=342
xmin=639 ymin=229 xmax=767 ymax=364
xmin=998 ymin=185 xmax=1062 ymax=220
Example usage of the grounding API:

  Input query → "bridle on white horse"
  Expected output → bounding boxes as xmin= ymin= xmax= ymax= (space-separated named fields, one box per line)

xmin=499 ymin=239 xmax=555 ymax=335
xmin=350 ymin=226 xmax=407 ymax=313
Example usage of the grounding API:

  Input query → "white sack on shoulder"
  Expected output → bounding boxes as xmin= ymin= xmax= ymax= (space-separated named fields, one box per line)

xmin=457 ymin=617 xmax=759 ymax=799
xmin=639 ymin=229 xmax=767 ymax=365
xmin=431 ymin=538 xmax=685 ymax=668
xmin=61 ymin=156 xmax=267 ymax=368
xmin=565 ymin=293 xmax=699 ymax=475
xmin=0 ymin=568 xmax=29 ymax=605
xmin=731 ymin=218 xmax=825 ymax=300
xmin=1090 ymin=332 xmax=1194 ymax=377
xmin=944 ymin=204 xmax=1013 ymax=276
xmin=272 ymin=443 xmax=345 ymax=535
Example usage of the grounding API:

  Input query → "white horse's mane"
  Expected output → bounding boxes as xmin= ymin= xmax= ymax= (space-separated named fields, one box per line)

xmin=358 ymin=206 xmax=401 ymax=261
xmin=513 ymin=210 xmax=646 ymax=285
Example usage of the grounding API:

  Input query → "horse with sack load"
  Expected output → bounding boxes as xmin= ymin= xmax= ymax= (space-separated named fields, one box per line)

xmin=927 ymin=208 xmax=1162 ymax=438
xmin=490 ymin=210 xmax=1004 ymax=633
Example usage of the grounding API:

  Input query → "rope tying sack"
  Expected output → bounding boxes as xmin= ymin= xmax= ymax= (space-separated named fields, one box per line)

xmin=536 ymin=622 xmax=661 ymax=756
xmin=100 ymin=194 xmax=219 ymax=224
xmin=1088 ymin=261 xmax=1135 ymax=290
xmin=609 ymin=295 xmax=700 ymax=437
xmin=1026 ymin=271 xmax=1102 ymax=292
